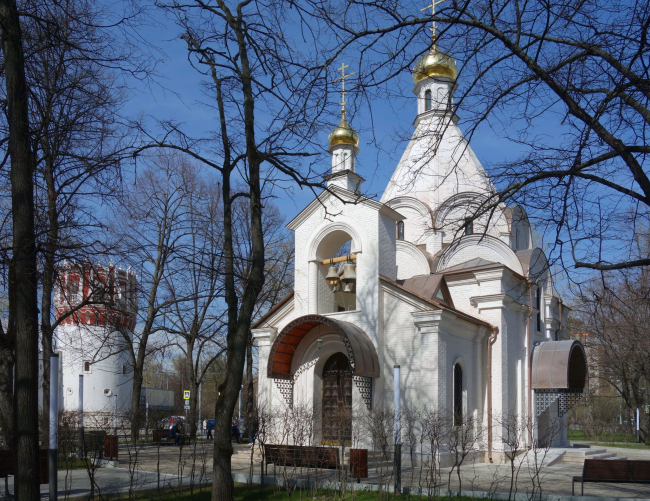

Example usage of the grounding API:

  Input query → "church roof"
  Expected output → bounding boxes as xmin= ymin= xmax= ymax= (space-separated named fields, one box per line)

xmin=380 ymin=275 xmax=493 ymax=328
xmin=286 ymin=185 xmax=404 ymax=231
xmin=252 ymin=291 xmax=294 ymax=329
xmin=441 ymin=258 xmax=498 ymax=273
xmin=399 ymin=273 xmax=453 ymax=307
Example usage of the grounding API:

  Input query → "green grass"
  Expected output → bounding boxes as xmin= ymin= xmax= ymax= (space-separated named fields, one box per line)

xmin=112 ymin=484 xmax=476 ymax=501
xmin=568 ymin=429 xmax=650 ymax=448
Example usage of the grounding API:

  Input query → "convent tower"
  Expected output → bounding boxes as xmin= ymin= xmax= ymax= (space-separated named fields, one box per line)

xmin=54 ymin=261 xmax=137 ymax=420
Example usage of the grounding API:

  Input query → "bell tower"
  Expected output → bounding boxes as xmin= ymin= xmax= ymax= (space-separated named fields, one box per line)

xmin=326 ymin=63 xmax=364 ymax=193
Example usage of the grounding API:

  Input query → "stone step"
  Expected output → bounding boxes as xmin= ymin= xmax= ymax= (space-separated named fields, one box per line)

xmin=562 ymin=449 xmax=618 ymax=464
xmin=564 ymin=448 xmax=608 ymax=457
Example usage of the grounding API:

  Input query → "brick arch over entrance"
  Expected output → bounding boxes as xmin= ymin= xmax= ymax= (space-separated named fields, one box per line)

xmin=267 ymin=314 xmax=380 ymax=380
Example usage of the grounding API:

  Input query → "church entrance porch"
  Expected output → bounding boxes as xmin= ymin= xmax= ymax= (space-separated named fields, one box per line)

xmin=266 ymin=314 xmax=379 ymax=445
xmin=321 ymin=352 xmax=353 ymax=445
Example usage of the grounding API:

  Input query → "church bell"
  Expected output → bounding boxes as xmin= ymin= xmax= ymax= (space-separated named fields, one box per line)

xmin=340 ymin=262 xmax=356 ymax=293
xmin=326 ymin=264 xmax=340 ymax=291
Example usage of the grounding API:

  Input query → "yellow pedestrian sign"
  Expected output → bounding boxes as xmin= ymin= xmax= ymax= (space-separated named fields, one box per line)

xmin=183 ymin=390 xmax=190 ymax=400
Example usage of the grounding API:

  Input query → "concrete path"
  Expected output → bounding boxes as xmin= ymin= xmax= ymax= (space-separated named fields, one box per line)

xmin=5 ymin=442 xmax=650 ymax=499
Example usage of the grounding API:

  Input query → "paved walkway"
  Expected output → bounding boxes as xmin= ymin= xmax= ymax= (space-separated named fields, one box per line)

xmin=5 ymin=442 xmax=650 ymax=499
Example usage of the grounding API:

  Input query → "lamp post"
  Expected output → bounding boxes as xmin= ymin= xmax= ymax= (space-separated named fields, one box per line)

xmin=49 ymin=353 xmax=59 ymax=501
xmin=78 ymin=375 xmax=84 ymax=458
xmin=394 ymin=365 xmax=401 ymax=493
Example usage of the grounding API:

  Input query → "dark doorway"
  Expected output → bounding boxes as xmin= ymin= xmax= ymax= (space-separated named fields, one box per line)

xmin=322 ymin=352 xmax=353 ymax=444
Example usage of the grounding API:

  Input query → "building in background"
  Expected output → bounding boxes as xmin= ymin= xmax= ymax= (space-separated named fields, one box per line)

xmin=54 ymin=261 xmax=137 ymax=424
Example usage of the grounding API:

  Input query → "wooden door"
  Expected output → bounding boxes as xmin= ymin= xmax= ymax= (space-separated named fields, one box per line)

xmin=321 ymin=353 xmax=352 ymax=444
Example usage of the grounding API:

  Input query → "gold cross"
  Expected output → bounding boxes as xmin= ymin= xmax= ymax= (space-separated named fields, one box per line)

xmin=421 ymin=0 xmax=446 ymax=42
xmin=333 ymin=63 xmax=356 ymax=110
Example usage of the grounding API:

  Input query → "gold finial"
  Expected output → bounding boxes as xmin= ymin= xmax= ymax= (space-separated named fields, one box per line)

xmin=333 ymin=62 xmax=356 ymax=115
xmin=421 ymin=0 xmax=446 ymax=43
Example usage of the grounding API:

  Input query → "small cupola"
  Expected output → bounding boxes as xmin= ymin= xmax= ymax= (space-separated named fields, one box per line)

xmin=325 ymin=63 xmax=365 ymax=193
xmin=412 ymin=5 xmax=458 ymax=117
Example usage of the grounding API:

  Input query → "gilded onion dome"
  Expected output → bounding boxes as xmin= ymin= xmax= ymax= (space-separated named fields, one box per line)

xmin=328 ymin=112 xmax=359 ymax=149
xmin=412 ymin=45 xmax=458 ymax=83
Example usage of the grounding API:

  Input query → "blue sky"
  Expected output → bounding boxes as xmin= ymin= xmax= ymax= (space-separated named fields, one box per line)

xmin=123 ymin=11 xmax=511 ymax=220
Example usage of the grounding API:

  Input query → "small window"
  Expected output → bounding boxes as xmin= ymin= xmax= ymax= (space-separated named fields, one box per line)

xmin=424 ymin=89 xmax=432 ymax=111
xmin=397 ymin=221 xmax=405 ymax=240
xmin=536 ymin=286 xmax=542 ymax=332
xmin=83 ymin=361 xmax=92 ymax=373
xmin=122 ymin=364 xmax=127 ymax=375
xmin=453 ymin=363 xmax=463 ymax=426
xmin=464 ymin=221 xmax=473 ymax=236
xmin=69 ymin=278 xmax=80 ymax=302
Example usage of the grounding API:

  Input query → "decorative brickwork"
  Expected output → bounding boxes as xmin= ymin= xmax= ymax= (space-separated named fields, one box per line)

xmin=353 ymin=375 xmax=372 ymax=409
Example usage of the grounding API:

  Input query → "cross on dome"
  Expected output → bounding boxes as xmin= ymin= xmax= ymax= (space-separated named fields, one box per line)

xmin=421 ymin=0 xmax=446 ymax=43
xmin=328 ymin=62 xmax=359 ymax=150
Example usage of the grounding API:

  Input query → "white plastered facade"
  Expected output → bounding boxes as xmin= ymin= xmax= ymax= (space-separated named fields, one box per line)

xmin=253 ymin=56 xmax=575 ymax=458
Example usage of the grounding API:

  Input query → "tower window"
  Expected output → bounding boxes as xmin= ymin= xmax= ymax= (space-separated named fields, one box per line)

xmin=424 ymin=89 xmax=432 ymax=111
xmin=83 ymin=361 xmax=92 ymax=373
xmin=68 ymin=278 xmax=80 ymax=302
xmin=397 ymin=221 xmax=405 ymax=240
xmin=464 ymin=221 xmax=473 ymax=235
xmin=123 ymin=364 xmax=127 ymax=375
xmin=453 ymin=363 xmax=463 ymax=426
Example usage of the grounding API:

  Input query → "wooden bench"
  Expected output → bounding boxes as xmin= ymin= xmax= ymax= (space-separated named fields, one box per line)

xmin=263 ymin=444 xmax=340 ymax=476
xmin=573 ymin=459 xmax=650 ymax=495
xmin=152 ymin=429 xmax=188 ymax=445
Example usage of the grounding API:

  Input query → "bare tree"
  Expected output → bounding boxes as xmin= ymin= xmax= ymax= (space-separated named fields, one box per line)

xmin=135 ymin=2 xmax=345 ymax=499
xmin=0 ymin=0 xmax=40 ymax=492
xmin=578 ymin=267 xmax=650 ymax=441
xmin=111 ymin=152 xmax=198 ymax=440
xmin=298 ymin=0 xmax=650 ymax=274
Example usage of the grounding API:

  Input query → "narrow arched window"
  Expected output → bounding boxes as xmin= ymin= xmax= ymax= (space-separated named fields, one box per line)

xmin=453 ymin=363 xmax=463 ymax=426
xmin=397 ymin=221 xmax=405 ymax=240
xmin=424 ymin=89 xmax=432 ymax=111
xmin=464 ymin=221 xmax=473 ymax=235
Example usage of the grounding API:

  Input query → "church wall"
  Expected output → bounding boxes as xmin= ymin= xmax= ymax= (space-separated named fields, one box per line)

xmin=378 ymin=213 xmax=398 ymax=281
xmin=380 ymin=291 xmax=430 ymax=410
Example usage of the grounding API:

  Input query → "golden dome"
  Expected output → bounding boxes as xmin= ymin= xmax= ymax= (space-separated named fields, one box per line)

xmin=412 ymin=46 xmax=458 ymax=83
xmin=328 ymin=113 xmax=359 ymax=149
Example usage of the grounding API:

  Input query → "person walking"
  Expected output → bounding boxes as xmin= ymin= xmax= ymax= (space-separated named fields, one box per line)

xmin=231 ymin=419 xmax=240 ymax=444
xmin=246 ymin=411 xmax=259 ymax=445
xmin=206 ymin=420 xmax=214 ymax=441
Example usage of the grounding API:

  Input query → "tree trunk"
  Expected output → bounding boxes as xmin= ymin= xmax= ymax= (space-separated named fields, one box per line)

xmin=186 ymin=346 xmax=199 ymax=439
xmin=0 ymin=0 xmax=40 ymax=494
xmin=130 ymin=349 xmax=145 ymax=442
xmin=0 ymin=334 xmax=14 ymax=447
xmin=246 ymin=333 xmax=254 ymax=418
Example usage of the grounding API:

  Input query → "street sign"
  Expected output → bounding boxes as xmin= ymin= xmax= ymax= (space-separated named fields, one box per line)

xmin=645 ymin=404 xmax=650 ymax=414
xmin=184 ymin=402 xmax=190 ymax=410
xmin=183 ymin=390 xmax=190 ymax=400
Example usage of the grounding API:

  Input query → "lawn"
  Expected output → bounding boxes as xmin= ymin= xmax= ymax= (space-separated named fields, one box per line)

xmin=568 ymin=429 xmax=650 ymax=449
xmin=122 ymin=484 xmax=476 ymax=501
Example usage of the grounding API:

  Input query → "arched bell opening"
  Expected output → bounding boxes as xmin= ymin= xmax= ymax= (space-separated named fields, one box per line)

xmin=321 ymin=352 xmax=353 ymax=445
xmin=319 ymin=235 xmax=357 ymax=313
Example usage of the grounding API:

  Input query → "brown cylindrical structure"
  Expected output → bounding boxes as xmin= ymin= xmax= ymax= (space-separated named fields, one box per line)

xmin=349 ymin=448 xmax=368 ymax=479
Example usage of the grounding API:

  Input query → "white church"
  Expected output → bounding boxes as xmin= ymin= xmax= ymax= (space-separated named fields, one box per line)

xmin=253 ymin=42 xmax=588 ymax=460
